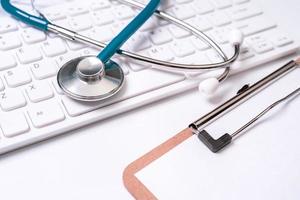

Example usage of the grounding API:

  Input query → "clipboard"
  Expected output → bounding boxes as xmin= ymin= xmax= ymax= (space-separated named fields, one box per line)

xmin=123 ymin=128 xmax=193 ymax=200
xmin=122 ymin=65 xmax=300 ymax=200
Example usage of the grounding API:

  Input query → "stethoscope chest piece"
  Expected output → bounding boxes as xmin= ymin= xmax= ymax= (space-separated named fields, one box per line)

xmin=57 ymin=56 xmax=124 ymax=102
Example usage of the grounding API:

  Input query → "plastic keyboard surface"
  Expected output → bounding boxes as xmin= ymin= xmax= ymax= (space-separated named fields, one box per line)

xmin=0 ymin=0 xmax=298 ymax=154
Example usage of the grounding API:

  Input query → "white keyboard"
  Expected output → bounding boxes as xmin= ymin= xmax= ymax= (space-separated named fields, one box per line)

xmin=0 ymin=0 xmax=298 ymax=154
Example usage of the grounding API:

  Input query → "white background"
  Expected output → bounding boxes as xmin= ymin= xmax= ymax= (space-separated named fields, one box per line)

xmin=0 ymin=0 xmax=300 ymax=199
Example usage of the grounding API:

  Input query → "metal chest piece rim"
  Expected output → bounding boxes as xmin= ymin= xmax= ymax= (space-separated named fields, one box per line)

xmin=57 ymin=56 xmax=125 ymax=102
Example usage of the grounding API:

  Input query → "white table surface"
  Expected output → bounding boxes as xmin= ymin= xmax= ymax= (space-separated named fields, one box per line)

xmin=0 ymin=0 xmax=299 ymax=199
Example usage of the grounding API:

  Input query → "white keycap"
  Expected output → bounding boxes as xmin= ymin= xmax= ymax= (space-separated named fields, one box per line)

xmin=16 ymin=47 xmax=42 ymax=64
xmin=148 ymin=46 xmax=174 ymax=62
xmin=0 ymin=78 xmax=4 ymax=91
xmin=0 ymin=113 xmax=29 ymax=137
xmin=271 ymin=35 xmax=293 ymax=47
xmin=209 ymin=12 xmax=231 ymax=27
xmin=168 ymin=24 xmax=191 ymax=39
xmin=41 ymin=7 xmax=67 ymax=21
xmin=0 ymin=53 xmax=17 ymax=71
xmin=21 ymin=28 xmax=46 ymax=44
xmin=115 ymin=5 xmax=135 ymax=20
xmin=140 ymin=19 xmax=157 ymax=32
xmin=191 ymin=37 xmax=210 ymax=50
xmin=208 ymin=27 xmax=231 ymax=44
xmin=193 ymin=1 xmax=214 ymax=14
xmin=0 ymin=18 xmax=18 ymax=34
xmin=5 ymin=68 xmax=32 ymax=87
xmin=0 ymin=33 xmax=22 ymax=50
xmin=90 ymin=0 xmax=111 ymax=10
xmin=233 ymin=0 xmax=250 ymax=4
xmin=52 ymin=79 xmax=64 ymax=95
xmin=31 ymin=60 xmax=58 ymax=80
xmin=89 ymin=27 xmax=114 ymax=42
xmin=230 ymin=4 xmax=263 ymax=21
xmin=62 ymin=70 xmax=185 ymax=117
xmin=26 ymin=82 xmax=54 ymax=103
xmin=238 ymin=46 xmax=255 ymax=61
xmin=67 ymin=5 xmax=89 ymax=16
xmin=170 ymin=41 xmax=195 ymax=57
xmin=236 ymin=18 xmax=276 ymax=36
xmin=150 ymin=28 xmax=173 ymax=45
xmin=92 ymin=11 xmax=114 ymax=26
xmin=127 ymin=34 xmax=152 ymax=51
xmin=187 ymin=17 xmax=212 ymax=32
xmin=66 ymin=40 xmax=86 ymax=50
xmin=251 ymin=40 xmax=274 ymax=54
xmin=28 ymin=101 xmax=65 ymax=128
xmin=69 ymin=15 xmax=92 ymax=32
xmin=42 ymin=38 xmax=67 ymax=57
xmin=171 ymin=5 xmax=195 ymax=20
xmin=206 ymin=49 xmax=224 ymax=63
xmin=211 ymin=0 xmax=232 ymax=9
xmin=55 ymin=53 xmax=80 ymax=68
xmin=0 ymin=89 xmax=27 ymax=111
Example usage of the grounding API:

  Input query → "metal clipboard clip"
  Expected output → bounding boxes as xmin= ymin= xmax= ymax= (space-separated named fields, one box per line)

xmin=189 ymin=58 xmax=300 ymax=153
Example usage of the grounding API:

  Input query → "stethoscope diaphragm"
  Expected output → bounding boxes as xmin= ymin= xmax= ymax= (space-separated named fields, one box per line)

xmin=57 ymin=56 xmax=125 ymax=102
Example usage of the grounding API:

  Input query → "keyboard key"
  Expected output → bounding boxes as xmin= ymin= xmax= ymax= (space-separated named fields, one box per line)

xmin=115 ymin=5 xmax=135 ymax=20
xmin=69 ymin=15 xmax=92 ymax=32
xmin=21 ymin=28 xmax=46 ymax=44
xmin=90 ymin=0 xmax=111 ymax=10
xmin=62 ymin=70 xmax=185 ymax=117
xmin=271 ymin=35 xmax=293 ymax=47
xmin=55 ymin=53 xmax=80 ymax=68
xmin=42 ymin=38 xmax=67 ymax=57
xmin=170 ymin=41 xmax=195 ymax=57
xmin=31 ymin=60 xmax=58 ymax=80
xmin=148 ymin=46 xmax=174 ymax=62
xmin=168 ymin=24 xmax=191 ymax=39
xmin=67 ymin=5 xmax=89 ymax=16
xmin=208 ymin=12 xmax=231 ymax=27
xmin=0 ymin=33 xmax=22 ymax=50
xmin=150 ymin=28 xmax=173 ymax=45
xmin=171 ymin=5 xmax=195 ymax=20
xmin=26 ymin=82 xmax=54 ymax=103
xmin=28 ymin=101 xmax=65 ymax=128
xmin=0 ymin=113 xmax=29 ymax=137
xmin=89 ymin=26 xmax=114 ymax=42
xmin=127 ymin=34 xmax=152 ymax=51
xmin=233 ymin=0 xmax=250 ymax=4
xmin=0 ymin=78 xmax=4 ymax=91
xmin=16 ymin=47 xmax=43 ymax=64
xmin=191 ymin=36 xmax=210 ymax=50
xmin=237 ymin=18 xmax=276 ymax=36
xmin=0 ymin=53 xmax=17 ymax=71
xmin=211 ymin=0 xmax=232 ymax=9
xmin=230 ymin=4 xmax=263 ymax=21
xmin=193 ymin=1 xmax=214 ymax=14
xmin=66 ymin=40 xmax=86 ymax=50
xmin=0 ymin=89 xmax=27 ymax=111
xmin=41 ymin=7 xmax=67 ymax=21
xmin=187 ymin=17 xmax=212 ymax=32
xmin=92 ymin=11 xmax=114 ymax=26
xmin=52 ymin=79 xmax=64 ymax=95
xmin=238 ymin=46 xmax=255 ymax=61
xmin=252 ymin=40 xmax=274 ymax=54
xmin=0 ymin=18 xmax=18 ymax=34
xmin=5 ymin=68 xmax=32 ymax=87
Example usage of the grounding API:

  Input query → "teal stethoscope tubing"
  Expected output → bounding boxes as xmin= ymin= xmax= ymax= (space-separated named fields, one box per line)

xmin=0 ymin=0 xmax=160 ymax=64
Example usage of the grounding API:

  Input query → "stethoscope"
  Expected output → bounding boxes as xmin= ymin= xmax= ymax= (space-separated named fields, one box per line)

xmin=1 ymin=0 xmax=244 ymax=102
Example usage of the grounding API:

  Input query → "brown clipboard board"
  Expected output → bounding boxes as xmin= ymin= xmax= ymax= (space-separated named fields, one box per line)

xmin=123 ymin=128 xmax=193 ymax=200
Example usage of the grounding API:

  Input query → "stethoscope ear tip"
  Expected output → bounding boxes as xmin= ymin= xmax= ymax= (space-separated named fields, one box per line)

xmin=198 ymin=78 xmax=220 ymax=96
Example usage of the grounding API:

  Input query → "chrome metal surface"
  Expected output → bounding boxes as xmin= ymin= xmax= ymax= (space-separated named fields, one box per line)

xmin=76 ymin=57 xmax=105 ymax=82
xmin=231 ymin=87 xmax=300 ymax=138
xmin=190 ymin=60 xmax=298 ymax=132
xmin=57 ymin=56 xmax=124 ymax=102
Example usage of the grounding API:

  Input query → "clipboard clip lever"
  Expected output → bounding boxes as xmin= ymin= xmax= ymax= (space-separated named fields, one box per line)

xmin=190 ymin=58 xmax=300 ymax=153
